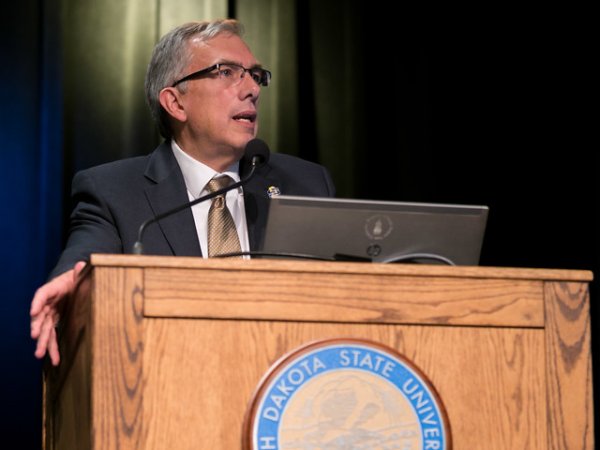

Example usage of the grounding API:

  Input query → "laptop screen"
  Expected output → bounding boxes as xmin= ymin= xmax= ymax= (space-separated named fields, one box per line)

xmin=260 ymin=195 xmax=489 ymax=265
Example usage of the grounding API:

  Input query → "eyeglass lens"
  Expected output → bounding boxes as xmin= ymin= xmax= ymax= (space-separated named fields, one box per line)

xmin=217 ymin=64 xmax=270 ymax=87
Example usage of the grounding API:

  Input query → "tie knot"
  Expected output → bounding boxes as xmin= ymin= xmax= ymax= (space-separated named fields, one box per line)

xmin=206 ymin=176 xmax=233 ymax=194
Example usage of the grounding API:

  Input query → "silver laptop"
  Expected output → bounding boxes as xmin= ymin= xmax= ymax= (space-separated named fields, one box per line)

xmin=261 ymin=195 xmax=489 ymax=265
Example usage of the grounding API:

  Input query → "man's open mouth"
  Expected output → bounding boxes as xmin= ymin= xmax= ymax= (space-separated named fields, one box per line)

xmin=232 ymin=112 xmax=256 ymax=123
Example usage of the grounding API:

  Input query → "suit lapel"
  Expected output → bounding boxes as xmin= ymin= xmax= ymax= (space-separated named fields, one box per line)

xmin=141 ymin=143 xmax=282 ymax=256
xmin=143 ymin=142 xmax=202 ymax=257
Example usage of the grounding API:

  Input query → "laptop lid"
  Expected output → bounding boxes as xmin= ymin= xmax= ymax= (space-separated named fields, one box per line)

xmin=261 ymin=195 xmax=489 ymax=265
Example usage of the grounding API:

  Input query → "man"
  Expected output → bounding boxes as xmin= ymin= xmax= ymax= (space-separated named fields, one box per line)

xmin=30 ymin=19 xmax=335 ymax=365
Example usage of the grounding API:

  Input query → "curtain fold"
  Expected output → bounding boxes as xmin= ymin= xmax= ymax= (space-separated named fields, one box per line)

xmin=159 ymin=0 xmax=228 ymax=35
xmin=61 ymin=0 xmax=159 ymax=172
xmin=61 ymin=0 xmax=228 ymax=174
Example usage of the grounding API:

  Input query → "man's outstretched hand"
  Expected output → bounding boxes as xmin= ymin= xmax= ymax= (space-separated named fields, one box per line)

xmin=30 ymin=261 xmax=87 ymax=366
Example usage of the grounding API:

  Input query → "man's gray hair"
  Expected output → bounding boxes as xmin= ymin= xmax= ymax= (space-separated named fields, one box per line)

xmin=145 ymin=19 xmax=244 ymax=139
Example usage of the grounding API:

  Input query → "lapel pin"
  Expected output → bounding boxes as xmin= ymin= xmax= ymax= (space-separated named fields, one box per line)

xmin=267 ymin=186 xmax=281 ymax=198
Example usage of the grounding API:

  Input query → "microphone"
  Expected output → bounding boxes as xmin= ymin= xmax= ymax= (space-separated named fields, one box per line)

xmin=132 ymin=138 xmax=270 ymax=255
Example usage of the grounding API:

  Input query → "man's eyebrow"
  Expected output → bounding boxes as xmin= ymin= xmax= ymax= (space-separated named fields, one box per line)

xmin=216 ymin=59 xmax=263 ymax=69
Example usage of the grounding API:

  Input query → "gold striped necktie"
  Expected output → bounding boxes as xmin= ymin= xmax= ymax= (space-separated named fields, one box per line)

xmin=206 ymin=176 xmax=241 ymax=257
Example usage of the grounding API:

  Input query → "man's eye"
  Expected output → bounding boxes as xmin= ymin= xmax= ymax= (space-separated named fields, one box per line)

xmin=219 ymin=68 xmax=234 ymax=77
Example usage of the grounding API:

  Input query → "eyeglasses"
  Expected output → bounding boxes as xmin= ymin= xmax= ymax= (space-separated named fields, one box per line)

xmin=171 ymin=63 xmax=272 ymax=88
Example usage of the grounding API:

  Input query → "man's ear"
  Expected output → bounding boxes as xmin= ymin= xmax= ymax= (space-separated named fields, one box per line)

xmin=159 ymin=87 xmax=187 ymax=123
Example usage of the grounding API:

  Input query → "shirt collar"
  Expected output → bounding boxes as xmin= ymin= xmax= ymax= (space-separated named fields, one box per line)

xmin=171 ymin=140 xmax=241 ymax=198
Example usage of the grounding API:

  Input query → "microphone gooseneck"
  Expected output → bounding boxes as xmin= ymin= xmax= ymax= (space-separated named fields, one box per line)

xmin=132 ymin=139 xmax=270 ymax=255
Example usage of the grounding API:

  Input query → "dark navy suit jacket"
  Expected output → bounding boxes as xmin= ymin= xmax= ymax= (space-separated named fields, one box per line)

xmin=50 ymin=141 xmax=335 ymax=278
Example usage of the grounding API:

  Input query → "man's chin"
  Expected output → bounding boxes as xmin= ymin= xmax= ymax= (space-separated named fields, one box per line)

xmin=234 ymin=134 xmax=259 ymax=153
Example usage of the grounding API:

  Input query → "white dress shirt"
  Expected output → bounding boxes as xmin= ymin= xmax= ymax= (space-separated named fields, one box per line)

xmin=171 ymin=141 xmax=250 ymax=257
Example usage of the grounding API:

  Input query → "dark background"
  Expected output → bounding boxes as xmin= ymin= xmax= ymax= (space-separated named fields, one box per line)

xmin=1 ymin=2 xmax=595 ymax=448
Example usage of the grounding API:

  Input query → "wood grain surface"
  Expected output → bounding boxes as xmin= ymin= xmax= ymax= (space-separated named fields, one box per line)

xmin=90 ymin=253 xmax=593 ymax=281
xmin=544 ymin=282 xmax=594 ymax=449
xmin=141 ymin=320 xmax=546 ymax=449
xmin=91 ymin=267 xmax=145 ymax=450
xmin=43 ymin=255 xmax=594 ymax=449
xmin=144 ymin=267 xmax=544 ymax=327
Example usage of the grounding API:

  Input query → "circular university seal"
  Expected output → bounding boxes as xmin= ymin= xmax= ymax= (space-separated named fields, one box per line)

xmin=243 ymin=339 xmax=451 ymax=450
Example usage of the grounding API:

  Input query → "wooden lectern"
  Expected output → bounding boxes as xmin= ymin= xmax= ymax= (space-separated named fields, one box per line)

xmin=43 ymin=255 xmax=594 ymax=449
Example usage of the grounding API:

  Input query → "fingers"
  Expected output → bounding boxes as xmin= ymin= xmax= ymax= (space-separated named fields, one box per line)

xmin=30 ymin=261 xmax=86 ymax=364
xmin=35 ymin=320 xmax=60 ymax=366
xmin=73 ymin=261 xmax=87 ymax=277
xmin=30 ymin=264 xmax=82 ymax=336
xmin=30 ymin=284 xmax=53 ymax=319
xmin=30 ymin=314 xmax=44 ymax=339
xmin=30 ymin=284 xmax=62 ymax=339
xmin=30 ymin=288 xmax=54 ymax=339
xmin=47 ymin=327 xmax=60 ymax=366
xmin=30 ymin=269 xmax=72 ymax=317
xmin=34 ymin=309 xmax=58 ymax=359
